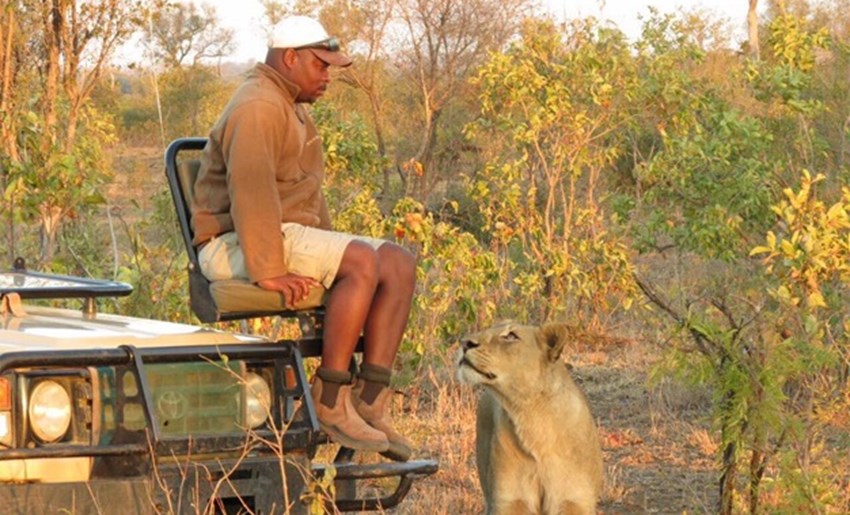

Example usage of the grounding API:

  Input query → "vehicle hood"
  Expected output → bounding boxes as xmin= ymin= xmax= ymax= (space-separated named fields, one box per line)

xmin=0 ymin=305 xmax=265 ymax=352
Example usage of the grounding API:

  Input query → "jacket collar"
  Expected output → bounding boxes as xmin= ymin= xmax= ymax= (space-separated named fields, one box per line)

xmin=253 ymin=62 xmax=301 ymax=103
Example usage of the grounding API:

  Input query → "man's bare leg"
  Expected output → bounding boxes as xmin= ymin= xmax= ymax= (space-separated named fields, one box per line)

xmin=362 ymin=243 xmax=416 ymax=366
xmin=321 ymin=240 xmax=380 ymax=370
xmin=352 ymin=242 xmax=416 ymax=460
xmin=312 ymin=240 xmax=389 ymax=452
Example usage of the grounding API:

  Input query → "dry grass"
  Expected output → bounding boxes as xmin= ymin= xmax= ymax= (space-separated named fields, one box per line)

xmin=302 ymin=361 xmax=482 ymax=514
xmin=389 ymin=364 xmax=483 ymax=514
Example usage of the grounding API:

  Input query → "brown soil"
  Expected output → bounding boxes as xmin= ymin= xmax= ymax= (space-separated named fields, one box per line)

xmin=575 ymin=341 xmax=718 ymax=514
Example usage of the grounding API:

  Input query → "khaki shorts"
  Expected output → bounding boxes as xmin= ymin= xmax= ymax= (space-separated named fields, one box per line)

xmin=198 ymin=223 xmax=385 ymax=289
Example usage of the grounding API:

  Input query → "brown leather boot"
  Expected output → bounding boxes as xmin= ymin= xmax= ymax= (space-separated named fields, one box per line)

xmin=311 ymin=375 xmax=389 ymax=453
xmin=352 ymin=379 xmax=413 ymax=462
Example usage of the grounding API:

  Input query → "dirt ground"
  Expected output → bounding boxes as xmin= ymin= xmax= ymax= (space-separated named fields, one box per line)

xmin=392 ymin=337 xmax=720 ymax=515
xmin=575 ymin=341 xmax=718 ymax=514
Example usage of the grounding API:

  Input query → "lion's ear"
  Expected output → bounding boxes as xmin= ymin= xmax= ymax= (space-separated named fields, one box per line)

xmin=539 ymin=322 xmax=569 ymax=362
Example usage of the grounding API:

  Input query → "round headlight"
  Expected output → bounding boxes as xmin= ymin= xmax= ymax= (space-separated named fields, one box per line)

xmin=245 ymin=373 xmax=271 ymax=429
xmin=28 ymin=380 xmax=72 ymax=443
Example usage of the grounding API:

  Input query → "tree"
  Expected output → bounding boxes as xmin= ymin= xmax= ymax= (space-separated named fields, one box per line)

xmin=145 ymin=1 xmax=234 ymax=68
xmin=1 ymin=4 xmax=22 ymax=264
xmin=317 ymin=0 xmax=396 ymax=194
xmin=395 ymin=0 xmax=533 ymax=202
xmin=1 ymin=0 xmax=140 ymax=265
xmin=748 ymin=0 xmax=760 ymax=59
xmin=467 ymin=18 xmax=639 ymax=325
xmin=749 ymin=171 xmax=850 ymax=512
xmin=626 ymin=9 xmax=849 ymax=513
xmin=809 ymin=0 xmax=850 ymax=174
xmin=135 ymin=2 xmax=234 ymax=142
xmin=0 ymin=4 xmax=20 ymax=163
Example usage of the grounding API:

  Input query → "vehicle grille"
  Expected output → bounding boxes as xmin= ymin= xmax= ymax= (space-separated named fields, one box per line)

xmin=149 ymin=361 xmax=245 ymax=435
xmin=118 ymin=361 xmax=246 ymax=436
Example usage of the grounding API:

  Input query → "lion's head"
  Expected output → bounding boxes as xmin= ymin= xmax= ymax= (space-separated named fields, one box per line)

xmin=456 ymin=321 xmax=569 ymax=389
xmin=456 ymin=321 xmax=603 ymax=513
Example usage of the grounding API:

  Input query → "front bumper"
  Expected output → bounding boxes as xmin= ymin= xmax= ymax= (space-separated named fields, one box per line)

xmin=0 ymin=454 xmax=310 ymax=515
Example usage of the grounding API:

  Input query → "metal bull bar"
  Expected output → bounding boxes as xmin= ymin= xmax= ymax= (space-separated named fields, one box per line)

xmin=0 ymin=343 xmax=437 ymax=512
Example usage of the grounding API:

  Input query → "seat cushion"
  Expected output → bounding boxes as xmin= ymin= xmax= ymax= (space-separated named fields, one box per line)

xmin=209 ymin=279 xmax=326 ymax=313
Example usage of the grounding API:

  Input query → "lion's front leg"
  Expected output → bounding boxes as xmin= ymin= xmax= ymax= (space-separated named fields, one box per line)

xmin=477 ymin=391 xmax=541 ymax=515
xmin=550 ymin=500 xmax=597 ymax=515
xmin=488 ymin=500 xmax=538 ymax=515
xmin=541 ymin=465 xmax=600 ymax=515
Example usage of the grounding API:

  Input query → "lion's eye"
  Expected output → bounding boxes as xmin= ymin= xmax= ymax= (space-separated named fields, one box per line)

xmin=502 ymin=331 xmax=520 ymax=342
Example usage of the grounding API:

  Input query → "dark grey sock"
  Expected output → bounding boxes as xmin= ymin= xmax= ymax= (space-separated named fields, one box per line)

xmin=358 ymin=363 xmax=392 ymax=405
xmin=316 ymin=367 xmax=352 ymax=408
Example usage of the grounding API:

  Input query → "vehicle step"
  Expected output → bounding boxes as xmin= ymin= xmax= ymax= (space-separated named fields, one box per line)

xmin=311 ymin=458 xmax=438 ymax=511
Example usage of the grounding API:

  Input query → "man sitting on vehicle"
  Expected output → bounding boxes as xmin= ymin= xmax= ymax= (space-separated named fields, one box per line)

xmin=190 ymin=15 xmax=415 ymax=462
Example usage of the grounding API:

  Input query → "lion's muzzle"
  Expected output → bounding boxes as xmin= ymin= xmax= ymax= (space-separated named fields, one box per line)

xmin=457 ymin=343 xmax=496 ymax=381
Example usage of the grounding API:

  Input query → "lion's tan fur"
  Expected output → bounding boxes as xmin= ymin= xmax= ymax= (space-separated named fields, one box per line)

xmin=457 ymin=322 xmax=604 ymax=515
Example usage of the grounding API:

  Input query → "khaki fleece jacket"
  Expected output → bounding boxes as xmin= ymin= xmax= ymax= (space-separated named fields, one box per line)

xmin=191 ymin=63 xmax=332 ymax=283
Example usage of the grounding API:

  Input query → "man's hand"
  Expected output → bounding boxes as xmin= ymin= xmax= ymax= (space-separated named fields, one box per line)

xmin=257 ymin=274 xmax=321 ymax=308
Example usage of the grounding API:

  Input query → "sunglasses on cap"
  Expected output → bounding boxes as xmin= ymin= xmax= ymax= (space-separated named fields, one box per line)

xmin=294 ymin=37 xmax=340 ymax=52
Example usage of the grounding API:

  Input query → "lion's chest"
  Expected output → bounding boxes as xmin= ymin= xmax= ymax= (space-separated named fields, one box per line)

xmin=502 ymin=391 xmax=584 ymax=461
xmin=485 ymin=384 xmax=599 ymax=498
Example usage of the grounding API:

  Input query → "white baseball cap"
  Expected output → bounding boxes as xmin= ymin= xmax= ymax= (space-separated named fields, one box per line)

xmin=268 ymin=16 xmax=352 ymax=67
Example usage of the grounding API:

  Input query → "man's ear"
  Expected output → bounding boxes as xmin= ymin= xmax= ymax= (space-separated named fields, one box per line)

xmin=281 ymin=48 xmax=298 ymax=68
xmin=267 ymin=47 xmax=296 ymax=70
xmin=538 ymin=322 xmax=569 ymax=362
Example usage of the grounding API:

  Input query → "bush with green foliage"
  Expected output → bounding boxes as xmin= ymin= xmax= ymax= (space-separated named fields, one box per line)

xmin=465 ymin=19 xmax=640 ymax=328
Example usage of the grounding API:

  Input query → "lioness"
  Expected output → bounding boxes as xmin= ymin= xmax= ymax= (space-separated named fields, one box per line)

xmin=457 ymin=321 xmax=604 ymax=515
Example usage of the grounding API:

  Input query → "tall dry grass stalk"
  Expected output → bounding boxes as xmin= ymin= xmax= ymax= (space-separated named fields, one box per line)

xmin=392 ymin=364 xmax=483 ymax=514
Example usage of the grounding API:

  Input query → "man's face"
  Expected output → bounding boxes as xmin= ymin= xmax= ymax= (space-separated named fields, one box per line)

xmin=290 ymin=49 xmax=331 ymax=103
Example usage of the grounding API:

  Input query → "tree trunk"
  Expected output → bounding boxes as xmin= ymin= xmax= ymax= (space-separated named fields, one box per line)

xmin=65 ymin=98 xmax=79 ymax=149
xmin=720 ymin=438 xmax=737 ymax=514
xmin=748 ymin=392 xmax=765 ymax=514
xmin=43 ymin=0 xmax=62 ymax=147
xmin=1 ymin=7 xmax=18 ymax=263
xmin=748 ymin=0 xmax=760 ymax=60
xmin=0 ymin=7 xmax=16 ymax=155
xmin=413 ymin=108 xmax=439 ymax=202
xmin=0 ymin=10 xmax=12 ymax=151
xmin=39 ymin=204 xmax=63 ymax=265
xmin=366 ymin=90 xmax=391 ymax=195
xmin=719 ymin=372 xmax=739 ymax=515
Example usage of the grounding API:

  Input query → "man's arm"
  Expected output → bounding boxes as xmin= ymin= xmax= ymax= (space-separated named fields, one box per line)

xmin=222 ymin=104 xmax=320 ymax=306
xmin=221 ymin=103 xmax=289 ymax=282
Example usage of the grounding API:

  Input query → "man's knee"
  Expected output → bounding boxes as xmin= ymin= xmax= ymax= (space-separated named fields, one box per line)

xmin=378 ymin=243 xmax=416 ymax=287
xmin=339 ymin=240 xmax=380 ymax=284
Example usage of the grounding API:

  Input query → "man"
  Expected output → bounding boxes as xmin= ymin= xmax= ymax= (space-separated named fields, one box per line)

xmin=190 ymin=15 xmax=415 ymax=462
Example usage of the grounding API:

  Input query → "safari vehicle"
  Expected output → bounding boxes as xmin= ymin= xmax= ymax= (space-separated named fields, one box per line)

xmin=0 ymin=137 xmax=437 ymax=514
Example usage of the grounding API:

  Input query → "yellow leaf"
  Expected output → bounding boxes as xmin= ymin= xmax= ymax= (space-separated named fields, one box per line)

xmin=750 ymin=246 xmax=771 ymax=256
xmin=826 ymin=203 xmax=850 ymax=227
xmin=807 ymin=291 xmax=826 ymax=308
xmin=826 ymin=202 xmax=844 ymax=218
xmin=780 ymin=239 xmax=796 ymax=256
